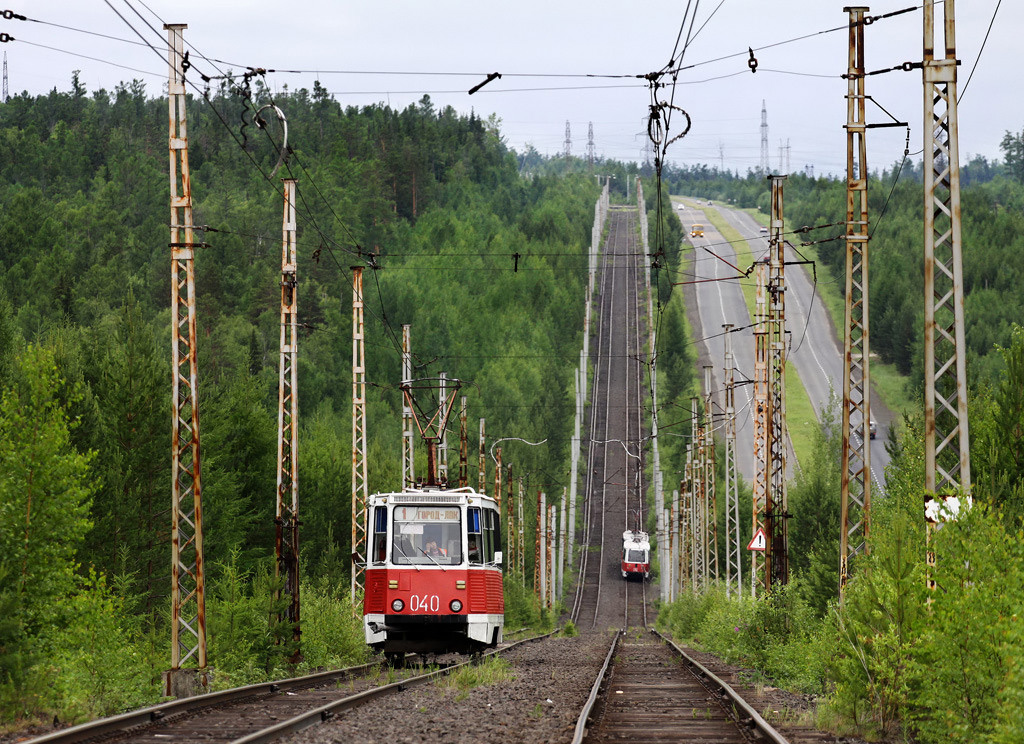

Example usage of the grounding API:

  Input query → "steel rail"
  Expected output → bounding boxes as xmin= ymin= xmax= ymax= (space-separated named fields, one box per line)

xmin=26 ymin=659 xmax=384 ymax=744
xmin=27 ymin=634 xmax=559 ymax=744
xmin=570 ymin=630 xmax=622 ymax=744
xmin=231 ymin=631 xmax=558 ymax=744
xmin=652 ymin=628 xmax=792 ymax=744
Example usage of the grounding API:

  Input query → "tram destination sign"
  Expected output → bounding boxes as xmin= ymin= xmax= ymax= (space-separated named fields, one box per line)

xmin=395 ymin=506 xmax=460 ymax=522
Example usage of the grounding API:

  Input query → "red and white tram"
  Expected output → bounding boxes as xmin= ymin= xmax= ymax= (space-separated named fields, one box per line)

xmin=621 ymin=530 xmax=651 ymax=580
xmin=363 ymin=487 xmax=504 ymax=656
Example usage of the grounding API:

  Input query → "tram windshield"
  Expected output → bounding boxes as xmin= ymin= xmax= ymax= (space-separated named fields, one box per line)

xmin=625 ymin=549 xmax=647 ymax=563
xmin=392 ymin=505 xmax=462 ymax=566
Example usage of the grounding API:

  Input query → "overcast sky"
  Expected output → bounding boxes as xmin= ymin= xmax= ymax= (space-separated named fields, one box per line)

xmin=4 ymin=1 xmax=1017 ymax=176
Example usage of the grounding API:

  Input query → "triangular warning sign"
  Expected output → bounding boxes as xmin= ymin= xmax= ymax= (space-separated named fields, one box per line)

xmin=747 ymin=528 xmax=767 ymax=552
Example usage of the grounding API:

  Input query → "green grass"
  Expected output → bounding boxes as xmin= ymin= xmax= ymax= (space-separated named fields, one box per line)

xmin=785 ymin=362 xmax=817 ymax=469
xmin=439 ymin=655 xmax=514 ymax=691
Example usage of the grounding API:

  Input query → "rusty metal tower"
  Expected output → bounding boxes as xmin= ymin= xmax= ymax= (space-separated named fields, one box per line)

xmin=458 ymin=397 xmax=468 ymax=487
xmin=478 ymin=419 xmax=486 ymax=494
xmin=438 ymin=372 xmax=449 ymax=485
xmin=691 ymin=396 xmax=707 ymax=590
xmin=351 ymin=267 xmax=369 ymax=602
xmin=165 ymin=23 xmax=207 ymax=696
xmin=494 ymin=447 xmax=503 ymax=516
xmin=723 ymin=324 xmax=742 ymax=598
xmin=840 ymin=7 xmax=872 ymax=596
xmin=401 ymin=325 xmax=415 ymax=488
xmin=922 ymin=0 xmax=970 ymax=585
xmin=275 ymin=179 xmax=300 ymax=649
xmin=704 ymin=366 xmax=718 ymax=584
xmin=751 ymin=261 xmax=769 ymax=597
xmin=506 ymin=465 xmax=515 ymax=573
xmin=766 ymin=175 xmax=790 ymax=589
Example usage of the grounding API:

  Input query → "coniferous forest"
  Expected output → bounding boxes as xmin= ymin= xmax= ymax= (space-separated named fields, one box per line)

xmin=5 ymin=72 xmax=1024 ymax=742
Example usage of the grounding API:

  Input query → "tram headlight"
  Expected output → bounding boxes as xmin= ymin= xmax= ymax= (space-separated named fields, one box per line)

xmin=449 ymin=599 xmax=463 ymax=612
xmin=391 ymin=598 xmax=405 ymax=612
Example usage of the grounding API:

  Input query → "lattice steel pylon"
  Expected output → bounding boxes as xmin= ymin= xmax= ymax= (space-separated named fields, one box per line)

xmin=564 ymin=120 xmax=572 ymax=160
xmin=2 ymin=52 xmax=8 ymax=103
xmin=478 ymin=419 xmax=486 ymax=494
xmin=752 ymin=262 xmax=769 ymax=597
xmin=401 ymin=325 xmax=415 ymax=488
xmin=458 ymin=397 xmax=468 ymax=488
xmin=691 ymin=397 xmax=707 ymax=590
xmin=759 ymin=100 xmax=770 ymax=175
xmin=840 ymin=7 xmax=872 ymax=597
xmin=704 ymin=366 xmax=719 ymax=583
xmin=276 ymin=179 xmax=300 ymax=652
xmin=351 ymin=267 xmax=369 ymax=603
xmin=439 ymin=372 xmax=449 ymax=485
xmin=723 ymin=324 xmax=742 ymax=598
xmin=165 ymin=24 xmax=207 ymax=696
xmin=494 ymin=448 xmax=503 ymax=521
xmin=922 ymin=0 xmax=970 ymax=586
xmin=766 ymin=175 xmax=790 ymax=590
xmin=586 ymin=122 xmax=596 ymax=167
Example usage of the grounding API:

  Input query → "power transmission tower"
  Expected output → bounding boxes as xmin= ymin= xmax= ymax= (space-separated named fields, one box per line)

xmin=517 ymin=478 xmax=526 ymax=576
xmin=922 ymin=0 xmax=970 ymax=586
xmin=703 ymin=366 xmax=718 ymax=583
xmin=586 ymin=122 xmax=596 ymax=167
xmin=351 ymin=267 xmax=369 ymax=603
xmin=164 ymin=24 xmax=207 ymax=696
xmin=2 ymin=52 xmax=8 ymax=103
xmin=784 ymin=139 xmax=791 ymax=174
xmin=759 ymin=100 xmax=770 ymax=174
xmin=564 ymin=120 xmax=572 ymax=160
xmin=752 ymin=261 xmax=769 ymax=597
xmin=276 ymin=179 xmax=300 ymax=655
xmin=766 ymin=175 xmax=790 ymax=590
xmin=401 ymin=325 xmax=414 ymax=487
xmin=840 ymin=7 xmax=872 ymax=596
xmin=723 ymin=324 xmax=742 ymax=598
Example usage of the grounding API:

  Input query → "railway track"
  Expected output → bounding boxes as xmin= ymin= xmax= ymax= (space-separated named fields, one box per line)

xmin=25 ymin=637 xmax=553 ymax=744
xmin=571 ymin=207 xmax=649 ymax=633
xmin=576 ymin=629 xmax=791 ymax=744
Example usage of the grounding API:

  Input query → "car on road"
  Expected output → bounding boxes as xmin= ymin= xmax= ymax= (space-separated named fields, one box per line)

xmin=869 ymin=419 xmax=877 ymax=439
xmin=759 ymin=226 xmax=768 ymax=235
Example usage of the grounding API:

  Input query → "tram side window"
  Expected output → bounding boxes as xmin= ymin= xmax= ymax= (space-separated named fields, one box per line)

xmin=372 ymin=506 xmax=387 ymax=564
xmin=482 ymin=508 xmax=501 ymax=564
xmin=467 ymin=508 xmax=482 ymax=564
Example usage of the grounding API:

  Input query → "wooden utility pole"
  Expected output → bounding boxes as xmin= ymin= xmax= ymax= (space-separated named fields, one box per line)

xmin=351 ymin=267 xmax=369 ymax=603
xmin=840 ymin=6 xmax=872 ymax=596
xmin=165 ymin=23 xmax=207 ymax=697
xmin=276 ymin=179 xmax=300 ymax=654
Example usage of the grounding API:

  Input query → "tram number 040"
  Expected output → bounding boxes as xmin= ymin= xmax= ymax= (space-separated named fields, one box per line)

xmin=409 ymin=594 xmax=440 ymax=613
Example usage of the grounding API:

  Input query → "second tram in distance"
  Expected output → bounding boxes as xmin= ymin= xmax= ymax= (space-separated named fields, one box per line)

xmin=621 ymin=529 xmax=651 ymax=580
xmin=363 ymin=487 xmax=504 ymax=657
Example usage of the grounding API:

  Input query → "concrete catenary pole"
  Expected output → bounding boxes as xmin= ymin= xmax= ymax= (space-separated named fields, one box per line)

xmin=922 ymin=0 xmax=971 ymax=591
xmin=351 ymin=267 xmax=369 ymax=605
xmin=276 ymin=179 xmax=300 ymax=655
xmin=165 ymin=23 xmax=207 ymax=697
xmin=840 ymin=6 xmax=873 ymax=596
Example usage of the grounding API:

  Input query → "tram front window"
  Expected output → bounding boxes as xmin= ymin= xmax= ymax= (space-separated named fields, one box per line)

xmin=626 ymin=549 xmax=646 ymax=563
xmin=392 ymin=505 xmax=462 ymax=565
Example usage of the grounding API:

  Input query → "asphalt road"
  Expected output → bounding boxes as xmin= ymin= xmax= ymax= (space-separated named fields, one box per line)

xmin=675 ymin=198 xmax=891 ymax=492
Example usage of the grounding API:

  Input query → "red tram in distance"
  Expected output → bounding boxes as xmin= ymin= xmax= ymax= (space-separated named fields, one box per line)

xmin=621 ymin=530 xmax=651 ymax=580
xmin=363 ymin=487 xmax=504 ymax=658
